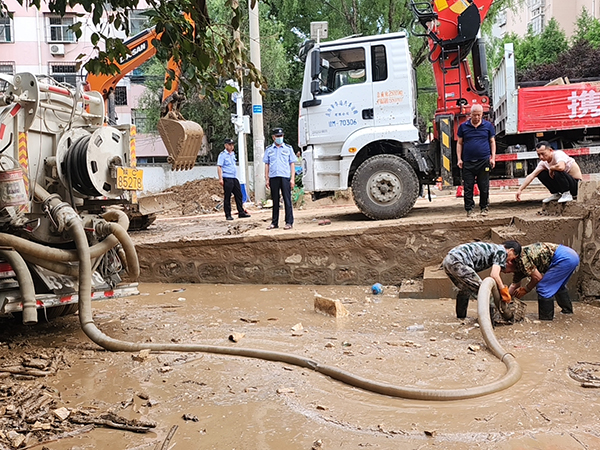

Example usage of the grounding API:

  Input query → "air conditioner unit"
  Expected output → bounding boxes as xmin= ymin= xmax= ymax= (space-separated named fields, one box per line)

xmin=50 ymin=44 xmax=65 ymax=56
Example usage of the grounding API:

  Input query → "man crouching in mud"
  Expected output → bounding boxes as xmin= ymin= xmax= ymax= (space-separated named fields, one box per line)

xmin=443 ymin=241 xmax=521 ymax=319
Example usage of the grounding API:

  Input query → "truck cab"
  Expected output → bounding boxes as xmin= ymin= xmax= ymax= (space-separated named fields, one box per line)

xmin=299 ymin=32 xmax=437 ymax=219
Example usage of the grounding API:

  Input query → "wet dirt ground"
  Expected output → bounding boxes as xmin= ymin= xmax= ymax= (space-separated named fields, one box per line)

xmin=133 ymin=187 xmax=549 ymax=244
xmin=2 ymin=283 xmax=600 ymax=449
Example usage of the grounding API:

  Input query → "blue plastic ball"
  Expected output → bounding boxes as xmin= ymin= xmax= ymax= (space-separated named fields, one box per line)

xmin=371 ymin=283 xmax=384 ymax=295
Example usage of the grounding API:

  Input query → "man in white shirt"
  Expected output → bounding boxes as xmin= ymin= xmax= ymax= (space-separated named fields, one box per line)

xmin=515 ymin=141 xmax=582 ymax=204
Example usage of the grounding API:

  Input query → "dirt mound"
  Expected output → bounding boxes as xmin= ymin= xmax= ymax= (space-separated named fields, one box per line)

xmin=163 ymin=178 xmax=223 ymax=215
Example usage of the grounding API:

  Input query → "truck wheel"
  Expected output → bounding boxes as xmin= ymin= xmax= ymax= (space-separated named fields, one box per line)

xmin=352 ymin=154 xmax=419 ymax=220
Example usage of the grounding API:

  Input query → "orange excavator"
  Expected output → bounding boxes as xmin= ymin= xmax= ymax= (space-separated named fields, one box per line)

xmin=85 ymin=25 xmax=205 ymax=230
xmin=85 ymin=25 xmax=204 ymax=172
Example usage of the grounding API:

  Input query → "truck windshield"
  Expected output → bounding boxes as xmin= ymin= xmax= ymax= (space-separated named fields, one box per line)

xmin=318 ymin=47 xmax=366 ymax=94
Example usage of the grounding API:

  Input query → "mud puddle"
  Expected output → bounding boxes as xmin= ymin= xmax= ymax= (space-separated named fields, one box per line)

xmin=1 ymin=283 xmax=600 ymax=449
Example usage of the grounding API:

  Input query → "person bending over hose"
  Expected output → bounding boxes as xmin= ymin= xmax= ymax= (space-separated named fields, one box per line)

xmin=443 ymin=240 xmax=521 ymax=319
xmin=507 ymin=242 xmax=579 ymax=321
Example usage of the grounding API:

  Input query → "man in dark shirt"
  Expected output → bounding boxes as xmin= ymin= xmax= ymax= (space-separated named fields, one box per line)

xmin=457 ymin=104 xmax=496 ymax=217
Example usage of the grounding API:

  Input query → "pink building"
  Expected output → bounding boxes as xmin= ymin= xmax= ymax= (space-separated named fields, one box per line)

xmin=0 ymin=0 xmax=166 ymax=159
xmin=497 ymin=0 xmax=600 ymax=37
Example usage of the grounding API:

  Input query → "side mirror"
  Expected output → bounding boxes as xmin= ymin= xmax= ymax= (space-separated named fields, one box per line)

xmin=303 ymin=48 xmax=322 ymax=108
xmin=310 ymin=80 xmax=320 ymax=97
xmin=310 ymin=49 xmax=321 ymax=79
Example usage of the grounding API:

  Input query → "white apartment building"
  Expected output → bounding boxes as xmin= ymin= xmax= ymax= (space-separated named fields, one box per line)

xmin=497 ymin=0 xmax=600 ymax=37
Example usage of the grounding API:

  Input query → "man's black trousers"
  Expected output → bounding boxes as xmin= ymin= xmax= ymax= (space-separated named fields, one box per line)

xmin=223 ymin=177 xmax=244 ymax=217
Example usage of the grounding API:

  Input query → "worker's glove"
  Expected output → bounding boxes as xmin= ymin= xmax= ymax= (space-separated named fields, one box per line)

xmin=500 ymin=286 xmax=512 ymax=303
xmin=514 ymin=287 xmax=528 ymax=299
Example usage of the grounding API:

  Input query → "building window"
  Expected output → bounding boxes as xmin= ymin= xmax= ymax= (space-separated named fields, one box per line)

xmin=131 ymin=109 xmax=147 ymax=131
xmin=48 ymin=15 xmax=76 ymax=43
xmin=529 ymin=0 xmax=545 ymax=35
xmin=497 ymin=10 xmax=507 ymax=27
xmin=49 ymin=63 xmax=78 ymax=87
xmin=114 ymin=86 xmax=128 ymax=106
xmin=0 ymin=16 xmax=13 ymax=43
xmin=0 ymin=61 xmax=15 ymax=91
xmin=529 ymin=14 xmax=544 ymax=35
xmin=129 ymin=10 xmax=149 ymax=37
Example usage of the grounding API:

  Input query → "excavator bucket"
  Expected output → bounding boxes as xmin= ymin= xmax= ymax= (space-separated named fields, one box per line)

xmin=157 ymin=112 xmax=204 ymax=171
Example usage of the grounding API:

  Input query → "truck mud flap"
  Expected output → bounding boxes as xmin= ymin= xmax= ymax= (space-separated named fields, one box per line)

xmin=157 ymin=114 xmax=204 ymax=171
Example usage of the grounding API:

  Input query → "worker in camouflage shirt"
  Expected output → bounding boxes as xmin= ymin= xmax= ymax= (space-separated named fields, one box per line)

xmin=508 ymin=242 xmax=579 ymax=320
xmin=442 ymin=241 xmax=521 ymax=319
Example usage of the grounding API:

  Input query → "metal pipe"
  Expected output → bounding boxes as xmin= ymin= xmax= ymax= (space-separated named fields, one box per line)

xmin=0 ymin=248 xmax=37 ymax=324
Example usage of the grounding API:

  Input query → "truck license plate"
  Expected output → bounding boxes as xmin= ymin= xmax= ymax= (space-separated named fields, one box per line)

xmin=116 ymin=167 xmax=143 ymax=190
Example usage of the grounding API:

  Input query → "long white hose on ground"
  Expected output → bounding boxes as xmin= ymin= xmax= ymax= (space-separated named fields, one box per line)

xmin=15 ymin=182 xmax=525 ymax=399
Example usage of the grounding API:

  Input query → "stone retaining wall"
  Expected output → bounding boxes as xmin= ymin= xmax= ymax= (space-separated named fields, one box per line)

xmin=135 ymin=182 xmax=600 ymax=301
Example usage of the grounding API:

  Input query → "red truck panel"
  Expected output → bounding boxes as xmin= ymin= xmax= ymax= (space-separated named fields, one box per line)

xmin=518 ymin=83 xmax=600 ymax=133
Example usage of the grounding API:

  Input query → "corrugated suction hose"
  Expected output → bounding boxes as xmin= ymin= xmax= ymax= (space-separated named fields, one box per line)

xmin=72 ymin=205 xmax=521 ymax=400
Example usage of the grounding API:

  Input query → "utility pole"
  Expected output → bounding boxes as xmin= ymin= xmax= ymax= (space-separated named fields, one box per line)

xmin=249 ymin=0 xmax=266 ymax=204
xmin=231 ymin=0 xmax=249 ymax=201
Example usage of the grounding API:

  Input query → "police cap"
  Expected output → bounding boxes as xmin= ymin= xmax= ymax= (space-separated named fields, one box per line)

xmin=224 ymin=138 xmax=234 ymax=145
xmin=272 ymin=128 xmax=284 ymax=136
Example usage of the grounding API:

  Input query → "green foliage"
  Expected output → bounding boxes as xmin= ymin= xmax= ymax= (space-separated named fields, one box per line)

xmin=573 ymin=6 xmax=600 ymax=48
xmin=136 ymin=58 xmax=235 ymax=161
xmin=481 ymin=0 xmax=526 ymax=34
xmin=292 ymin=185 xmax=305 ymax=207
xmin=487 ymin=18 xmax=568 ymax=75
xmin=535 ymin=19 xmax=568 ymax=65
xmin=415 ymin=61 xmax=436 ymax=135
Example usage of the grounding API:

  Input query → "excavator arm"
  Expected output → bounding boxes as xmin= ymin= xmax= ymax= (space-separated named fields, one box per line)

xmin=85 ymin=25 xmax=204 ymax=171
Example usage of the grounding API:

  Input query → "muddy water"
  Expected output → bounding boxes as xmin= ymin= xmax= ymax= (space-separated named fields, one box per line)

xmin=7 ymin=283 xmax=600 ymax=449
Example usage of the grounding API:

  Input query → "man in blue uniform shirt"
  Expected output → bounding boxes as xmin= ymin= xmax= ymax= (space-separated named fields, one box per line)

xmin=263 ymin=128 xmax=296 ymax=230
xmin=217 ymin=138 xmax=250 ymax=221
xmin=457 ymin=104 xmax=496 ymax=217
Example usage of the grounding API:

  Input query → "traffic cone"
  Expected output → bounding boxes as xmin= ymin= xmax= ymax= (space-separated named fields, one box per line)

xmin=456 ymin=185 xmax=479 ymax=197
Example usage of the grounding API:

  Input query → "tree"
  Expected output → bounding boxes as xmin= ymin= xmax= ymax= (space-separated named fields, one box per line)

xmin=572 ymin=6 xmax=600 ymax=48
xmin=0 ymin=0 xmax=264 ymax=101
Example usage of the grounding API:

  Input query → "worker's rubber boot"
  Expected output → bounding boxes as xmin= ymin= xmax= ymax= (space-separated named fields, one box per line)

xmin=456 ymin=292 xmax=470 ymax=319
xmin=538 ymin=295 xmax=555 ymax=321
xmin=555 ymin=286 xmax=573 ymax=314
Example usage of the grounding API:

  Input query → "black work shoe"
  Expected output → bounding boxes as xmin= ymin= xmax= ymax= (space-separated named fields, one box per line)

xmin=226 ymin=216 xmax=234 ymax=221
xmin=456 ymin=292 xmax=470 ymax=319
xmin=238 ymin=213 xmax=251 ymax=218
xmin=555 ymin=287 xmax=573 ymax=314
xmin=538 ymin=296 xmax=555 ymax=321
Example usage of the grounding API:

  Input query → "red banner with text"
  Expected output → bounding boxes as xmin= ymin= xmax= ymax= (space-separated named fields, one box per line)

xmin=518 ymin=83 xmax=600 ymax=133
